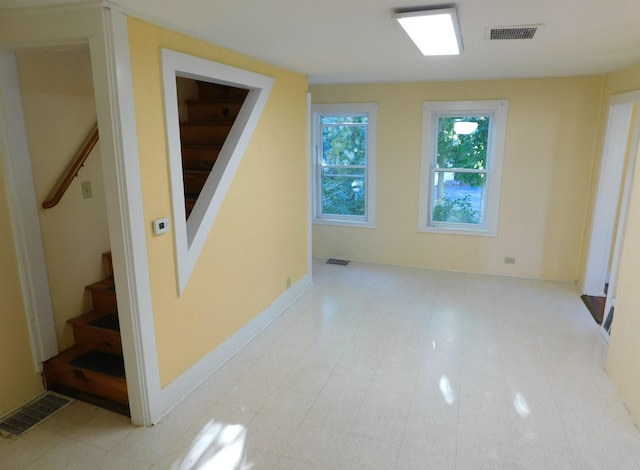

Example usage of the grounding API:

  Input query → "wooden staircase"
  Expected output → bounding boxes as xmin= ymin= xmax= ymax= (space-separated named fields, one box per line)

xmin=180 ymin=81 xmax=248 ymax=218
xmin=43 ymin=252 xmax=129 ymax=415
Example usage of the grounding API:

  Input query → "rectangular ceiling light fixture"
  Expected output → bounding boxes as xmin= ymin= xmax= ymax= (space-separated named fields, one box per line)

xmin=395 ymin=7 xmax=462 ymax=56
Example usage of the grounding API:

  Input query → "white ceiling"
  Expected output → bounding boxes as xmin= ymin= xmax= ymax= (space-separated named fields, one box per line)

xmin=2 ymin=0 xmax=640 ymax=84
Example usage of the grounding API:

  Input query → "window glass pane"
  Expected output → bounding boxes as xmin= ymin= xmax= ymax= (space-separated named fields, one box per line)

xmin=322 ymin=123 xmax=367 ymax=166
xmin=321 ymin=116 xmax=368 ymax=125
xmin=321 ymin=167 xmax=365 ymax=216
xmin=436 ymin=115 xmax=489 ymax=170
xmin=431 ymin=171 xmax=485 ymax=224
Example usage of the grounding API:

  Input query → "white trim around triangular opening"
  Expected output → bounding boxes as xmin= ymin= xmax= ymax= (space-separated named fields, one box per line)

xmin=161 ymin=49 xmax=274 ymax=295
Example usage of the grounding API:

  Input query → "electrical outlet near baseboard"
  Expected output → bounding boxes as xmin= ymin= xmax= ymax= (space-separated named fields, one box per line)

xmin=504 ymin=256 xmax=516 ymax=265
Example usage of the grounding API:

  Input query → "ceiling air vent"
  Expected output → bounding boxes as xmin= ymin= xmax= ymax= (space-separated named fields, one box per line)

xmin=488 ymin=25 xmax=540 ymax=40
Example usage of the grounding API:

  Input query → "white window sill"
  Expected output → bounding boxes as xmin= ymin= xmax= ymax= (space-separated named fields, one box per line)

xmin=417 ymin=225 xmax=497 ymax=237
xmin=313 ymin=218 xmax=376 ymax=229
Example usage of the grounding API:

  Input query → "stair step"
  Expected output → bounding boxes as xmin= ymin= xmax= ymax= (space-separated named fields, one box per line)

xmin=86 ymin=278 xmax=117 ymax=315
xmin=183 ymin=170 xmax=210 ymax=198
xmin=179 ymin=122 xmax=234 ymax=145
xmin=196 ymin=81 xmax=249 ymax=100
xmin=185 ymin=197 xmax=196 ymax=218
xmin=181 ymin=144 xmax=221 ymax=171
xmin=44 ymin=345 xmax=128 ymax=405
xmin=186 ymin=100 xmax=243 ymax=122
xmin=103 ymin=251 xmax=113 ymax=279
xmin=68 ymin=311 xmax=122 ymax=356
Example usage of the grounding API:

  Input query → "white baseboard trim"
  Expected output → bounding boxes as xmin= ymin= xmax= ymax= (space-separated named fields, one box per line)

xmin=149 ymin=272 xmax=312 ymax=424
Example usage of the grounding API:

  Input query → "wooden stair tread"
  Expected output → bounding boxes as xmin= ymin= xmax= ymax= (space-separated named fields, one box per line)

xmin=185 ymin=100 xmax=244 ymax=122
xmin=179 ymin=123 xmax=232 ymax=146
xmin=196 ymin=81 xmax=249 ymax=99
xmin=44 ymin=251 xmax=127 ymax=410
xmin=86 ymin=277 xmax=115 ymax=292
xmin=86 ymin=277 xmax=117 ymax=315
xmin=185 ymin=97 xmax=246 ymax=104
xmin=68 ymin=311 xmax=120 ymax=332
xmin=68 ymin=310 xmax=122 ymax=356
xmin=47 ymin=345 xmax=125 ymax=378
xmin=181 ymin=143 xmax=223 ymax=149
xmin=44 ymin=345 xmax=128 ymax=405
xmin=180 ymin=121 xmax=234 ymax=128
xmin=102 ymin=251 xmax=113 ymax=278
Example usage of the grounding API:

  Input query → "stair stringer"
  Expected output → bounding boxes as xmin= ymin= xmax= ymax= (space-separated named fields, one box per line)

xmin=161 ymin=49 xmax=274 ymax=295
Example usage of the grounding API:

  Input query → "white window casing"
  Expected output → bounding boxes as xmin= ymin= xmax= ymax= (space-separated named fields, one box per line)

xmin=311 ymin=103 xmax=377 ymax=228
xmin=418 ymin=99 xmax=509 ymax=236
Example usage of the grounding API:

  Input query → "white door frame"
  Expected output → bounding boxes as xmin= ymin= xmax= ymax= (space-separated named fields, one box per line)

xmin=0 ymin=6 xmax=156 ymax=425
xmin=0 ymin=51 xmax=58 ymax=369
xmin=583 ymin=91 xmax=640 ymax=297
xmin=599 ymin=92 xmax=640 ymax=341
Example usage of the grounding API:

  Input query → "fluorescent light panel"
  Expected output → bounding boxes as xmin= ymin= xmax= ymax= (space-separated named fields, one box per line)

xmin=395 ymin=8 xmax=462 ymax=56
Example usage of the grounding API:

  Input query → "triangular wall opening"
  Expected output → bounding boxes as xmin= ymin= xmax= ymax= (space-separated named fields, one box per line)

xmin=162 ymin=49 xmax=274 ymax=295
xmin=176 ymin=79 xmax=249 ymax=219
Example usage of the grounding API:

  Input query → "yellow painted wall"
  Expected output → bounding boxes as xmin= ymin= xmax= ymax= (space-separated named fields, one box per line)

xmin=604 ymin=62 xmax=640 ymax=96
xmin=16 ymin=48 xmax=110 ymax=350
xmin=578 ymin=63 xmax=640 ymax=288
xmin=0 ymin=155 xmax=44 ymax=416
xmin=310 ymin=78 xmax=604 ymax=281
xmin=127 ymin=19 xmax=308 ymax=386
xmin=0 ymin=3 xmax=107 ymax=420
xmin=602 ymin=61 xmax=640 ymax=423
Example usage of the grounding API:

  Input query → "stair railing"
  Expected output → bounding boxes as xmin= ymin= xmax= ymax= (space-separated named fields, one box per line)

xmin=42 ymin=124 xmax=99 ymax=209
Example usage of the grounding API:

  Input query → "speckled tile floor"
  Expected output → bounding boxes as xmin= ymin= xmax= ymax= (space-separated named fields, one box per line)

xmin=2 ymin=260 xmax=639 ymax=469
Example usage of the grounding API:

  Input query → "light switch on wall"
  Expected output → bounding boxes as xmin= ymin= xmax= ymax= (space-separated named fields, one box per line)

xmin=153 ymin=218 xmax=170 ymax=235
xmin=81 ymin=181 xmax=92 ymax=199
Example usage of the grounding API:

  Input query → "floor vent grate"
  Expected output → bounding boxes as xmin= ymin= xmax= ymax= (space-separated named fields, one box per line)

xmin=326 ymin=258 xmax=350 ymax=266
xmin=0 ymin=393 xmax=72 ymax=439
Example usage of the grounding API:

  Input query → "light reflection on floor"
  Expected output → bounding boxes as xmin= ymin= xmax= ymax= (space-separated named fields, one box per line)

xmin=172 ymin=421 xmax=247 ymax=470
xmin=439 ymin=375 xmax=456 ymax=405
xmin=513 ymin=392 xmax=531 ymax=418
xmin=5 ymin=261 xmax=640 ymax=469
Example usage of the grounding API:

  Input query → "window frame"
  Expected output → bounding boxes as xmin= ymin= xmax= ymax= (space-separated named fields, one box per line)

xmin=418 ymin=100 xmax=508 ymax=236
xmin=311 ymin=103 xmax=377 ymax=228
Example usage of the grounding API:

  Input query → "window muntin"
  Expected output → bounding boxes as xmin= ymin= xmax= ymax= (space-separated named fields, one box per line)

xmin=419 ymin=100 xmax=508 ymax=236
xmin=312 ymin=104 xmax=376 ymax=226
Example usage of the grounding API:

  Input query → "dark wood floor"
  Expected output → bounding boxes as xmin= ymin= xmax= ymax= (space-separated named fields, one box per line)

xmin=581 ymin=294 xmax=605 ymax=325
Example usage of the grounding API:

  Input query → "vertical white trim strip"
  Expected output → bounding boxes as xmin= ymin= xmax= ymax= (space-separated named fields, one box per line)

xmin=0 ymin=51 xmax=58 ymax=369
xmin=583 ymin=100 xmax=634 ymax=296
xmin=96 ymin=9 xmax=157 ymax=425
xmin=307 ymin=92 xmax=313 ymax=274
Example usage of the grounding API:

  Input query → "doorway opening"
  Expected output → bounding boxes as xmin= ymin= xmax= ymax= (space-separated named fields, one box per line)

xmin=583 ymin=91 xmax=640 ymax=340
xmin=2 ymin=45 xmax=128 ymax=415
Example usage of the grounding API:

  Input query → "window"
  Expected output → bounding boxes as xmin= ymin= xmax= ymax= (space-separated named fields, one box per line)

xmin=312 ymin=103 xmax=377 ymax=227
xmin=418 ymin=100 xmax=508 ymax=236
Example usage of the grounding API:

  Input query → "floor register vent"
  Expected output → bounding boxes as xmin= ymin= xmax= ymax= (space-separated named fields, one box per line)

xmin=326 ymin=258 xmax=350 ymax=266
xmin=0 ymin=392 xmax=71 ymax=439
